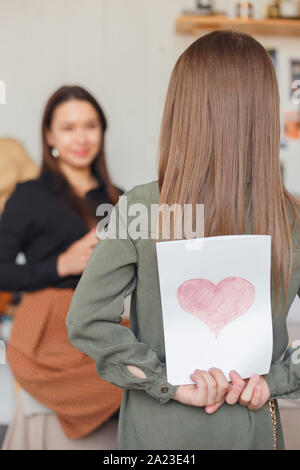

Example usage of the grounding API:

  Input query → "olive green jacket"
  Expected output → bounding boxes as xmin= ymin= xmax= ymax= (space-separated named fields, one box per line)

xmin=66 ymin=181 xmax=300 ymax=450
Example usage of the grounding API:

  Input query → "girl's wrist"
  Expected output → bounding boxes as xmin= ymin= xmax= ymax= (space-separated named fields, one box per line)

xmin=172 ymin=385 xmax=181 ymax=401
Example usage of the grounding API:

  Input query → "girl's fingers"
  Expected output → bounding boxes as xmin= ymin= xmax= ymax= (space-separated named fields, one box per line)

xmin=248 ymin=385 xmax=262 ymax=411
xmin=208 ymin=368 xmax=229 ymax=403
xmin=190 ymin=370 xmax=208 ymax=404
xmin=239 ymin=374 xmax=261 ymax=406
xmin=191 ymin=370 xmax=217 ymax=406
xmin=200 ymin=370 xmax=217 ymax=406
xmin=205 ymin=399 xmax=225 ymax=414
xmin=190 ymin=369 xmax=263 ymax=411
xmin=226 ymin=370 xmax=246 ymax=405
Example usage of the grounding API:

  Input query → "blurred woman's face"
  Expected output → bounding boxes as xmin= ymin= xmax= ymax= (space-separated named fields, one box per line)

xmin=46 ymin=99 xmax=102 ymax=169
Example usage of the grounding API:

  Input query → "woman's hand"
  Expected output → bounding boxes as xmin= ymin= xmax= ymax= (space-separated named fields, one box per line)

xmin=172 ymin=368 xmax=229 ymax=408
xmin=57 ymin=227 xmax=99 ymax=277
xmin=225 ymin=370 xmax=271 ymax=411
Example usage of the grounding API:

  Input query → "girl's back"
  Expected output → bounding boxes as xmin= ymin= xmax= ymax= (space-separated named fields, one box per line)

xmin=66 ymin=32 xmax=300 ymax=450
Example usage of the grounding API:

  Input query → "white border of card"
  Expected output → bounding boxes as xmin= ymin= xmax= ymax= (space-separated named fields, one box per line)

xmin=156 ymin=235 xmax=273 ymax=385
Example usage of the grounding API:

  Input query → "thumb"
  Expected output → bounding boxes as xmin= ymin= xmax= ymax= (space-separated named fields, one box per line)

xmin=205 ymin=399 xmax=225 ymax=414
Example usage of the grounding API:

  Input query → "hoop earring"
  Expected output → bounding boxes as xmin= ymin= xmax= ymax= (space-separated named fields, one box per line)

xmin=51 ymin=147 xmax=60 ymax=158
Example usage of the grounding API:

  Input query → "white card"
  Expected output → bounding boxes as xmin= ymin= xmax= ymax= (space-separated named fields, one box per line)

xmin=156 ymin=235 xmax=273 ymax=385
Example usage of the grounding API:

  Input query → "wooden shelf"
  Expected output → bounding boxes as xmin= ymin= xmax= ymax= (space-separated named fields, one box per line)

xmin=176 ymin=15 xmax=300 ymax=37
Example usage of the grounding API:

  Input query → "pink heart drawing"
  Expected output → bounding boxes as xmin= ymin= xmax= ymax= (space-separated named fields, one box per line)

xmin=177 ymin=277 xmax=255 ymax=338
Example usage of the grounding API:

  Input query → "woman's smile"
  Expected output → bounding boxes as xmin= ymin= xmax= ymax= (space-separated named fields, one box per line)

xmin=72 ymin=149 xmax=90 ymax=157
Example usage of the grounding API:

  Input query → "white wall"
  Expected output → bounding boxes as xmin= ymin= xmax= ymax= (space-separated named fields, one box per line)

xmin=1 ymin=0 xmax=300 ymax=192
xmin=0 ymin=0 xmax=190 ymax=190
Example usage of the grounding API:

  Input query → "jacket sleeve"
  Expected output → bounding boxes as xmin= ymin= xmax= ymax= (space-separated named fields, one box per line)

xmin=66 ymin=190 xmax=178 ymax=405
xmin=264 ymin=288 xmax=300 ymax=400
xmin=0 ymin=184 xmax=61 ymax=291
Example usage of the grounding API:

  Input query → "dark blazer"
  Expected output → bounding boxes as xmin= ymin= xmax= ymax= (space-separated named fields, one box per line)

xmin=0 ymin=171 xmax=122 ymax=291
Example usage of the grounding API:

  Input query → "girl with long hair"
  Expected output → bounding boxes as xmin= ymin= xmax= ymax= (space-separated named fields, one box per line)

xmin=66 ymin=33 xmax=300 ymax=450
xmin=1 ymin=85 xmax=127 ymax=450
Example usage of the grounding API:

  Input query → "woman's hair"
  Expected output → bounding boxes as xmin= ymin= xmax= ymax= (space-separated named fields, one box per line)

xmin=41 ymin=85 xmax=121 ymax=227
xmin=158 ymin=30 xmax=300 ymax=308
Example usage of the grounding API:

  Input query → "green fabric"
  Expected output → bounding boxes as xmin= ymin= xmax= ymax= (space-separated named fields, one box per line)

xmin=66 ymin=181 xmax=300 ymax=450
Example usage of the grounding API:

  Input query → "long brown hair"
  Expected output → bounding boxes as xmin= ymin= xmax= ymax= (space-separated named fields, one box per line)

xmin=158 ymin=30 xmax=300 ymax=308
xmin=41 ymin=85 xmax=121 ymax=227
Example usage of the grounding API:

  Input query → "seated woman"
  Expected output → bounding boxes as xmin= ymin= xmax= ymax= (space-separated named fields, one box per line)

xmin=0 ymin=85 xmax=127 ymax=450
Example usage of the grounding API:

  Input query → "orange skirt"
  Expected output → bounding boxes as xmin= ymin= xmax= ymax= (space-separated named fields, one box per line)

xmin=6 ymin=287 xmax=129 ymax=439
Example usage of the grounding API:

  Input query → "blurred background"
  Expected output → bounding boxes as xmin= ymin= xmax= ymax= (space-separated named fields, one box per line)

xmin=0 ymin=0 xmax=300 ymax=450
xmin=1 ymin=0 xmax=300 ymax=192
